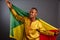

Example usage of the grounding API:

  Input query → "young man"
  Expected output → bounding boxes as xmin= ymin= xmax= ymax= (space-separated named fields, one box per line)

xmin=5 ymin=0 xmax=59 ymax=40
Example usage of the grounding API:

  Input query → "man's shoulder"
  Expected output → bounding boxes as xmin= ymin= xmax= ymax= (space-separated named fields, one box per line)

xmin=24 ymin=16 xmax=30 ymax=20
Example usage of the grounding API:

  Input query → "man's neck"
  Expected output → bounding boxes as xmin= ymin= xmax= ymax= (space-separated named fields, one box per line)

xmin=30 ymin=17 xmax=36 ymax=22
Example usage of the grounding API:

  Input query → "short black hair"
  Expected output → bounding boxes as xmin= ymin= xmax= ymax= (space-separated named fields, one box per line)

xmin=31 ymin=7 xmax=38 ymax=11
xmin=30 ymin=7 xmax=38 ymax=13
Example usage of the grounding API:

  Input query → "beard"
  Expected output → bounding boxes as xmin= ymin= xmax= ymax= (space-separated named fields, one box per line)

xmin=29 ymin=15 xmax=36 ymax=19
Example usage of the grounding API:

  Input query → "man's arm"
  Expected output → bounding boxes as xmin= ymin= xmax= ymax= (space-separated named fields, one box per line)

xmin=38 ymin=22 xmax=55 ymax=36
xmin=5 ymin=0 xmax=25 ymax=22
xmin=5 ymin=0 xmax=12 ymax=9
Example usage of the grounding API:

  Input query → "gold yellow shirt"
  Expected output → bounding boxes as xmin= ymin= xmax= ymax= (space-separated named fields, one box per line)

xmin=10 ymin=8 xmax=55 ymax=40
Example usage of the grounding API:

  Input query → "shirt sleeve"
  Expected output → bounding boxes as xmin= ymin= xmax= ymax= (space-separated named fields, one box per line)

xmin=10 ymin=8 xmax=25 ymax=22
xmin=38 ymin=21 xmax=55 ymax=36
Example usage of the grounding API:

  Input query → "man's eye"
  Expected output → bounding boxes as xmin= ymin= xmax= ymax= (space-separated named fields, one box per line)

xmin=32 ymin=12 xmax=33 ymax=13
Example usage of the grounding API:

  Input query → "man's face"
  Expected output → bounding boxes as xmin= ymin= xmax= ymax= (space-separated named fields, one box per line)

xmin=29 ymin=9 xmax=37 ymax=18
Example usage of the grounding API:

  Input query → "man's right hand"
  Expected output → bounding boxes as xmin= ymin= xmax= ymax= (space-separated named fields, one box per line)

xmin=5 ymin=0 xmax=12 ymax=8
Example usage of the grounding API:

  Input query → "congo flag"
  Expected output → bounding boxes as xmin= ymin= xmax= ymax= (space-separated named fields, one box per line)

xmin=9 ymin=4 xmax=58 ymax=40
xmin=9 ymin=4 xmax=29 ymax=40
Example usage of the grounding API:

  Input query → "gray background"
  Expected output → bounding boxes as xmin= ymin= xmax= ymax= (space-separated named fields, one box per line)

xmin=0 ymin=0 xmax=60 ymax=40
